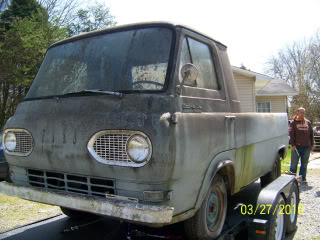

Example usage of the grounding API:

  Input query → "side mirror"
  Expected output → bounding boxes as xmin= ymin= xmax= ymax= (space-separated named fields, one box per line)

xmin=180 ymin=64 xmax=198 ymax=87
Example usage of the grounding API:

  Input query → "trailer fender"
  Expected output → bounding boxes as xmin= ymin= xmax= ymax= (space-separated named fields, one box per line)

xmin=248 ymin=175 xmax=299 ymax=239
xmin=256 ymin=175 xmax=298 ymax=213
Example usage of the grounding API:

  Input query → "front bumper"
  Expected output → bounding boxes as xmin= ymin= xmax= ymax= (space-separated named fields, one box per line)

xmin=0 ymin=182 xmax=174 ymax=224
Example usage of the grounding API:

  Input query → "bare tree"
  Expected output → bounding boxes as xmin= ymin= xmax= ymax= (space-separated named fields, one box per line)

xmin=68 ymin=2 xmax=116 ymax=36
xmin=308 ymin=32 xmax=320 ymax=95
xmin=266 ymin=41 xmax=310 ymax=91
xmin=38 ymin=0 xmax=84 ymax=27
xmin=266 ymin=35 xmax=320 ymax=121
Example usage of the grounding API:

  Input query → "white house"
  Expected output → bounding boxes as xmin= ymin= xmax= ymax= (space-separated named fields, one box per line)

xmin=232 ymin=66 xmax=298 ymax=113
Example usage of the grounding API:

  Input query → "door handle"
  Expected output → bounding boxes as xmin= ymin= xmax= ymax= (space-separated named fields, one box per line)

xmin=225 ymin=116 xmax=236 ymax=120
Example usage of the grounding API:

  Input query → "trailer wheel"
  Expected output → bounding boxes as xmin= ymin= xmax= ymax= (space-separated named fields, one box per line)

xmin=184 ymin=174 xmax=227 ymax=239
xmin=261 ymin=155 xmax=281 ymax=188
xmin=60 ymin=207 xmax=97 ymax=219
xmin=268 ymin=194 xmax=286 ymax=240
xmin=286 ymin=182 xmax=299 ymax=233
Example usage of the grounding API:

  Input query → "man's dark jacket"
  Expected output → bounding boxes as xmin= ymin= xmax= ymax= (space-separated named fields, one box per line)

xmin=289 ymin=117 xmax=314 ymax=147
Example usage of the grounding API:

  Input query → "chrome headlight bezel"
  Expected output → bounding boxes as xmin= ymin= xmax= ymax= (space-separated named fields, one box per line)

xmin=87 ymin=130 xmax=152 ymax=167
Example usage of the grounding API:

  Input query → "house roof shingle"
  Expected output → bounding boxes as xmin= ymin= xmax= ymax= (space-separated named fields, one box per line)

xmin=257 ymin=79 xmax=298 ymax=96
xmin=232 ymin=66 xmax=298 ymax=96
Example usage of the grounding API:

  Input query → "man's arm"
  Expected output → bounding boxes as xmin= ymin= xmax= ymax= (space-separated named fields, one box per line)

xmin=290 ymin=121 xmax=296 ymax=151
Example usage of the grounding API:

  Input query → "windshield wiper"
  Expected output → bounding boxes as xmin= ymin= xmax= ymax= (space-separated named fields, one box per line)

xmin=63 ymin=89 xmax=123 ymax=98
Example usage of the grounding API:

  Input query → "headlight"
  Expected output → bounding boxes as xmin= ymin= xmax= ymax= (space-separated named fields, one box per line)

xmin=127 ymin=135 xmax=151 ymax=163
xmin=4 ymin=132 xmax=16 ymax=152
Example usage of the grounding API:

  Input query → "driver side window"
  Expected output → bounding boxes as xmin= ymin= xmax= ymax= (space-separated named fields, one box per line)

xmin=180 ymin=37 xmax=219 ymax=90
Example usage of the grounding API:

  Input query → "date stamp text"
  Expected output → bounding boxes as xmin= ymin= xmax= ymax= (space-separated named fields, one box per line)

xmin=239 ymin=203 xmax=304 ymax=216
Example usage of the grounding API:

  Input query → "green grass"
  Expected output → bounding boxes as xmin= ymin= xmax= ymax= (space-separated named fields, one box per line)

xmin=281 ymin=147 xmax=291 ymax=173
xmin=0 ymin=194 xmax=62 ymax=232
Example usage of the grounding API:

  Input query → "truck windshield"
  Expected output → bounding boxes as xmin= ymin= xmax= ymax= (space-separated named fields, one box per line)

xmin=25 ymin=27 xmax=173 ymax=99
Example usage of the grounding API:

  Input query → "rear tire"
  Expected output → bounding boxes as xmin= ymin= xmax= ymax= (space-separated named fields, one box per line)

xmin=261 ymin=155 xmax=281 ymax=188
xmin=60 ymin=207 xmax=97 ymax=219
xmin=184 ymin=174 xmax=227 ymax=239
xmin=286 ymin=182 xmax=299 ymax=233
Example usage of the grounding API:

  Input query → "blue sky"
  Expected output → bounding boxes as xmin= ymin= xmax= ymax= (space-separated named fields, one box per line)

xmin=101 ymin=0 xmax=320 ymax=74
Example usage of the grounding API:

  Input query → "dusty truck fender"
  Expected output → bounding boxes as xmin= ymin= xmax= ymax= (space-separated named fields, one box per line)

xmin=194 ymin=150 xmax=236 ymax=211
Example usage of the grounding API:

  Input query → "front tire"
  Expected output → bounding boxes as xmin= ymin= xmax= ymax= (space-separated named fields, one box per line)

xmin=184 ymin=174 xmax=227 ymax=239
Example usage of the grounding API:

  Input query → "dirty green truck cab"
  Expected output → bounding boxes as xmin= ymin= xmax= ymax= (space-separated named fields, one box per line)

xmin=1 ymin=22 xmax=288 ymax=239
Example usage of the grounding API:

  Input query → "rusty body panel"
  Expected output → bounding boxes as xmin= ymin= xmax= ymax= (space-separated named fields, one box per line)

xmin=1 ymin=22 xmax=288 ymax=225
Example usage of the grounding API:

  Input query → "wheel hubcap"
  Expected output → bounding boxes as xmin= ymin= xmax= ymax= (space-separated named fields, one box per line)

xmin=206 ymin=190 xmax=221 ymax=231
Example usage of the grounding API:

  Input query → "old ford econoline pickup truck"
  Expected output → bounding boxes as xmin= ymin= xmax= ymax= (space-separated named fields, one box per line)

xmin=1 ymin=22 xmax=288 ymax=239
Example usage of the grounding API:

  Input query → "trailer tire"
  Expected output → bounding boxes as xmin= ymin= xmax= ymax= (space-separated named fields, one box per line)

xmin=184 ymin=174 xmax=227 ymax=240
xmin=261 ymin=155 xmax=281 ymax=188
xmin=286 ymin=182 xmax=299 ymax=233
xmin=268 ymin=194 xmax=286 ymax=240
xmin=60 ymin=207 xmax=97 ymax=219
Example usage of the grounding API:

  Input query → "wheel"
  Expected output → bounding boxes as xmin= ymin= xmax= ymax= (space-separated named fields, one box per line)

xmin=268 ymin=194 xmax=286 ymax=240
xmin=184 ymin=174 xmax=227 ymax=239
xmin=60 ymin=207 xmax=97 ymax=219
xmin=261 ymin=155 xmax=281 ymax=188
xmin=286 ymin=182 xmax=299 ymax=233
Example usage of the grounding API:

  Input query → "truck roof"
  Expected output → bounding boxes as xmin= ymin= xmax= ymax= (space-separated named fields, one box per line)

xmin=49 ymin=21 xmax=227 ymax=49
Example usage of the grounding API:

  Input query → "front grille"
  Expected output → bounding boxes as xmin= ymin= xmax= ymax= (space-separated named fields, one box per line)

xmin=14 ymin=131 xmax=33 ymax=154
xmin=27 ymin=169 xmax=115 ymax=197
xmin=93 ymin=134 xmax=132 ymax=163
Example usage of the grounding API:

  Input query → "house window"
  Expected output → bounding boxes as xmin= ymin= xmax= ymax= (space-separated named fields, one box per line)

xmin=257 ymin=102 xmax=271 ymax=112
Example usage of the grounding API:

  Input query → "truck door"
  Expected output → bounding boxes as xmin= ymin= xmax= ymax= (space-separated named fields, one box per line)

xmin=171 ymin=33 xmax=234 ymax=214
xmin=178 ymin=35 xmax=234 ymax=149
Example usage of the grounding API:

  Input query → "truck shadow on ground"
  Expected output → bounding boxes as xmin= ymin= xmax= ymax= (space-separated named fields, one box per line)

xmin=0 ymin=215 xmax=187 ymax=240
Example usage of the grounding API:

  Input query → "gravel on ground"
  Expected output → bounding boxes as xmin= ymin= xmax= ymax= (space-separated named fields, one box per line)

xmin=285 ymin=155 xmax=320 ymax=240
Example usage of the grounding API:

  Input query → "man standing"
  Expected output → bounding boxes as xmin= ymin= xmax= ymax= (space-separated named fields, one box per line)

xmin=289 ymin=107 xmax=314 ymax=183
